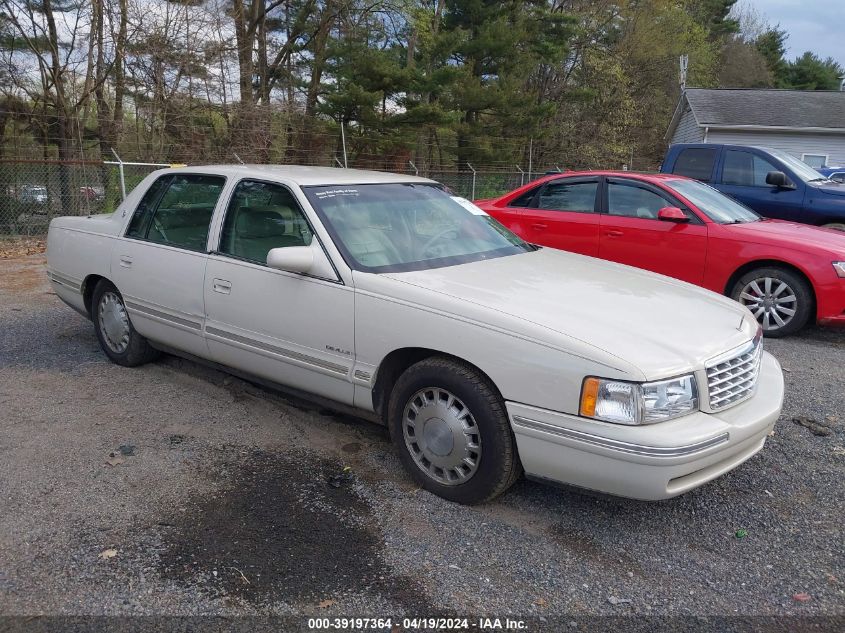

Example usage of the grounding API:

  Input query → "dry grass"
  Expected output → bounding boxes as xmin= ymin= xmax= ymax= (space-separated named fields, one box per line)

xmin=0 ymin=237 xmax=47 ymax=259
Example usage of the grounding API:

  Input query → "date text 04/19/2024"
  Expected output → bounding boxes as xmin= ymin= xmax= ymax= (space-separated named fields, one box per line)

xmin=307 ymin=617 xmax=528 ymax=630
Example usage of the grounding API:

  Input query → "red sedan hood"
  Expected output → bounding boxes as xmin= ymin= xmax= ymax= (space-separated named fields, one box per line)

xmin=721 ymin=220 xmax=845 ymax=256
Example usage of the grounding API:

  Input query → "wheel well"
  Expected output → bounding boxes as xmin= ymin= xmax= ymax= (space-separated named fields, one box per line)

xmin=81 ymin=274 xmax=107 ymax=319
xmin=371 ymin=347 xmax=500 ymax=423
xmin=725 ymin=260 xmax=817 ymax=316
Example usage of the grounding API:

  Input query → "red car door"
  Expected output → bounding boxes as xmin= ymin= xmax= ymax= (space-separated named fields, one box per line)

xmin=599 ymin=178 xmax=708 ymax=285
xmin=520 ymin=178 xmax=601 ymax=256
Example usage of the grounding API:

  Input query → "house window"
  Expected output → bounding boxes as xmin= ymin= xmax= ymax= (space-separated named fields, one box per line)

xmin=801 ymin=154 xmax=828 ymax=169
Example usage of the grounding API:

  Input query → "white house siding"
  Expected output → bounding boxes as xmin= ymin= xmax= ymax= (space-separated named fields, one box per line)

xmin=670 ymin=107 xmax=705 ymax=144
xmin=706 ymin=129 xmax=845 ymax=166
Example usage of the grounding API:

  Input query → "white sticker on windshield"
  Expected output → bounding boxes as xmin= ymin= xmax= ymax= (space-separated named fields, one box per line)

xmin=451 ymin=196 xmax=488 ymax=215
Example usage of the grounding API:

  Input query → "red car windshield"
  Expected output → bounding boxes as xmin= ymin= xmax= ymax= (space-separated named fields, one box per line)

xmin=669 ymin=179 xmax=760 ymax=224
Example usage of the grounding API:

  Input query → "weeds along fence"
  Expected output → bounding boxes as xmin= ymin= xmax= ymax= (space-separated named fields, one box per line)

xmin=0 ymin=159 xmax=550 ymax=236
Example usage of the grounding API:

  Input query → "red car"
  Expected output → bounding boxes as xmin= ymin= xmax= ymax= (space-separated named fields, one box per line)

xmin=475 ymin=171 xmax=845 ymax=337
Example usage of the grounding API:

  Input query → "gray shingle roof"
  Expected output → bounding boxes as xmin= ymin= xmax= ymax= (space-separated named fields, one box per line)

xmin=684 ymin=88 xmax=845 ymax=130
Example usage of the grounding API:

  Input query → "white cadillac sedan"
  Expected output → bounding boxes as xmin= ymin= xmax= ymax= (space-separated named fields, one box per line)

xmin=46 ymin=166 xmax=784 ymax=504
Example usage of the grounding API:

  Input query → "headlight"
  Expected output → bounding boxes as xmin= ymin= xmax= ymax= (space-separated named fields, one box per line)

xmin=833 ymin=262 xmax=845 ymax=278
xmin=580 ymin=375 xmax=699 ymax=425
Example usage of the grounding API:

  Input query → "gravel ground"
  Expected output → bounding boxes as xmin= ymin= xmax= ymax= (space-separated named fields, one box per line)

xmin=0 ymin=254 xmax=843 ymax=630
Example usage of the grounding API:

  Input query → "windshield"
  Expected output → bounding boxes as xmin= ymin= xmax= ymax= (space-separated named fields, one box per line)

xmin=765 ymin=148 xmax=831 ymax=183
xmin=669 ymin=179 xmax=761 ymax=224
xmin=304 ymin=183 xmax=533 ymax=272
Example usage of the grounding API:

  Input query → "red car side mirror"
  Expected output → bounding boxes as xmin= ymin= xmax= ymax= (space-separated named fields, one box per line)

xmin=657 ymin=207 xmax=689 ymax=223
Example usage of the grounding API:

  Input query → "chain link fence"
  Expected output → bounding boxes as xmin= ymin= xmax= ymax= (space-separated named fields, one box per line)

xmin=0 ymin=160 xmax=172 ymax=236
xmin=0 ymin=160 xmax=553 ymax=236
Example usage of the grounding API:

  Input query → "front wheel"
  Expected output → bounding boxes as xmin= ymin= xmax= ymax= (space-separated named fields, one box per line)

xmin=388 ymin=357 xmax=521 ymax=504
xmin=730 ymin=267 xmax=813 ymax=337
xmin=92 ymin=280 xmax=160 ymax=366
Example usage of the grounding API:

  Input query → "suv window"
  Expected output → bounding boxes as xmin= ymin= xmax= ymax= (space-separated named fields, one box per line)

xmin=607 ymin=182 xmax=673 ymax=220
xmin=536 ymin=181 xmax=598 ymax=213
xmin=722 ymin=150 xmax=779 ymax=187
xmin=672 ymin=148 xmax=717 ymax=182
xmin=127 ymin=174 xmax=225 ymax=251
xmin=219 ymin=180 xmax=313 ymax=264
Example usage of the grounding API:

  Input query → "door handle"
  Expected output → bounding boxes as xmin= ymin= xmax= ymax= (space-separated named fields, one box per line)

xmin=119 ymin=256 xmax=133 ymax=268
xmin=531 ymin=223 xmax=548 ymax=230
xmin=605 ymin=230 xmax=624 ymax=237
xmin=212 ymin=278 xmax=232 ymax=294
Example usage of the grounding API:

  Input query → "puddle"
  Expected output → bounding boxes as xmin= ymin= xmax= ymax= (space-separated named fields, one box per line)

xmin=158 ymin=448 xmax=433 ymax=611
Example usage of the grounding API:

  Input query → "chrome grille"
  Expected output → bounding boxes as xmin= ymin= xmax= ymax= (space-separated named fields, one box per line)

xmin=706 ymin=335 xmax=763 ymax=411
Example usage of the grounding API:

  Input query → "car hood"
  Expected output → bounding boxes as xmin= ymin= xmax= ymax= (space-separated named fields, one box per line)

xmin=721 ymin=219 xmax=845 ymax=255
xmin=379 ymin=248 xmax=757 ymax=380
xmin=813 ymin=181 xmax=845 ymax=198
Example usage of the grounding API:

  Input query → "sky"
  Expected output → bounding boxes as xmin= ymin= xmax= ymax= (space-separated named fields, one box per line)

xmin=752 ymin=0 xmax=844 ymax=63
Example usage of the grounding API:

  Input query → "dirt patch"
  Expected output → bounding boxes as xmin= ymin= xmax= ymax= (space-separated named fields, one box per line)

xmin=158 ymin=448 xmax=435 ymax=611
xmin=0 ymin=255 xmax=48 ymax=294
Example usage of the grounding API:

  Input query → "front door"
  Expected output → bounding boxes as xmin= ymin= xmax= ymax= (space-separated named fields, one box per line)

xmin=112 ymin=173 xmax=226 ymax=358
xmin=717 ymin=149 xmax=805 ymax=220
xmin=599 ymin=178 xmax=708 ymax=285
xmin=204 ymin=179 xmax=355 ymax=405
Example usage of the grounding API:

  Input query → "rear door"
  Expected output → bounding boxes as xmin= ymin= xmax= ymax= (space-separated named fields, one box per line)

xmin=113 ymin=173 xmax=226 ymax=358
xmin=716 ymin=148 xmax=805 ymax=220
xmin=519 ymin=178 xmax=601 ymax=256
xmin=668 ymin=146 xmax=719 ymax=183
xmin=598 ymin=178 xmax=708 ymax=285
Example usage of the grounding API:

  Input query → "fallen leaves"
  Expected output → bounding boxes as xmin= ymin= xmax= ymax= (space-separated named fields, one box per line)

xmin=0 ymin=238 xmax=46 ymax=259
xmin=792 ymin=593 xmax=811 ymax=603
xmin=317 ymin=599 xmax=336 ymax=608
xmin=792 ymin=416 xmax=832 ymax=437
xmin=104 ymin=455 xmax=124 ymax=467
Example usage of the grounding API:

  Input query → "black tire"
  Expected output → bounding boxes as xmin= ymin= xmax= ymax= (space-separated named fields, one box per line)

xmin=91 ymin=279 xmax=160 ymax=367
xmin=387 ymin=356 xmax=521 ymax=504
xmin=729 ymin=266 xmax=813 ymax=338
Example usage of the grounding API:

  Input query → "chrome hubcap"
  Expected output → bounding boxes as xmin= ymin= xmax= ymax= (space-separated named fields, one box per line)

xmin=403 ymin=388 xmax=481 ymax=486
xmin=98 ymin=291 xmax=131 ymax=353
xmin=738 ymin=277 xmax=797 ymax=331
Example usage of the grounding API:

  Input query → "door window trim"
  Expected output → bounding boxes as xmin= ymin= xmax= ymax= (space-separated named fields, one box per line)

xmin=530 ymin=177 xmax=601 ymax=214
xmin=122 ymin=173 xmax=227 ymax=252
xmin=719 ymin=149 xmax=783 ymax=188
xmin=603 ymin=177 xmax=704 ymax=225
xmin=210 ymin=177 xmax=343 ymax=284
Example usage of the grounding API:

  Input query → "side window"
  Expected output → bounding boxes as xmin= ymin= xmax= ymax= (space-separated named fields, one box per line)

xmin=144 ymin=175 xmax=225 ymax=251
xmin=607 ymin=182 xmax=673 ymax=220
xmin=536 ymin=181 xmax=598 ymax=213
xmin=723 ymin=151 xmax=779 ymax=187
xmin=125 ymin=176 xmax=170 ymax=238
xmin=508 ymin=185 xmax=541 ymax=208
xmin=219 ymin=180 xmax=314 ymax=265
xmin=673 ymin=148 xmax=717 ymax=182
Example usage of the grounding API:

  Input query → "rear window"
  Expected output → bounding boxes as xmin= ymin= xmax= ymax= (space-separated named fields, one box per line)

xmin=672 ymin=148 xmax=717 ymax=182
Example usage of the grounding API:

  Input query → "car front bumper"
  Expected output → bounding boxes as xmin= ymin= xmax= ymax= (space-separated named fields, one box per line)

xmin=508 ymin=351 xmax=784 ymax=501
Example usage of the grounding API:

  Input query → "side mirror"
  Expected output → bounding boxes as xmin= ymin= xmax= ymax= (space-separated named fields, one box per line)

xmin=266 ymin=246 xmax=314 ymax=274
xmin=765 ymin=171 xmax=792 ymax=188
xmin=657 ymin=206 xmax=689 ymax=223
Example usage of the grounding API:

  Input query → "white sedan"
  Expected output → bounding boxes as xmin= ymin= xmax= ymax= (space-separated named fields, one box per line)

xmin=46 ymin=166 xmax=784 ymax=504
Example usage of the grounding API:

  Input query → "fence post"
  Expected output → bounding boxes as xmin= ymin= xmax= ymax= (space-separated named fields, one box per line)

xmin=467 ymin=162 xmax=477 ymax=200
xmin=528 ymin=138 xmax=533 ymax=181
xmin=515 ymin=165 xmax=525 ymax=187
xmin=408 ymin=160 xmax=419 ymax=177
xmin=110 ymin=148 xmax=126 ymax=200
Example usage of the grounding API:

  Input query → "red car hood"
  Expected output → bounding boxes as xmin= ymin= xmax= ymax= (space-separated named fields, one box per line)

xmin=721 ymin=220 xmax=845 ymax=256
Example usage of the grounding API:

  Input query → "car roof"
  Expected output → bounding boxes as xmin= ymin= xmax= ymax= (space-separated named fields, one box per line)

xmin=163 ymin=164 xmax=436 ymax=186
xmin=520 ymin=171 xmax=689 ymax=187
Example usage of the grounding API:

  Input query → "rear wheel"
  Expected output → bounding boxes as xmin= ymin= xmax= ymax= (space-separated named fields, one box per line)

xmin=730 ymin=267 xmax=813 ymax=337
xmin=92 ymin=280 xmax=160 ymax=366
xmin=388 ymin=357 xmax=521 ymax=504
